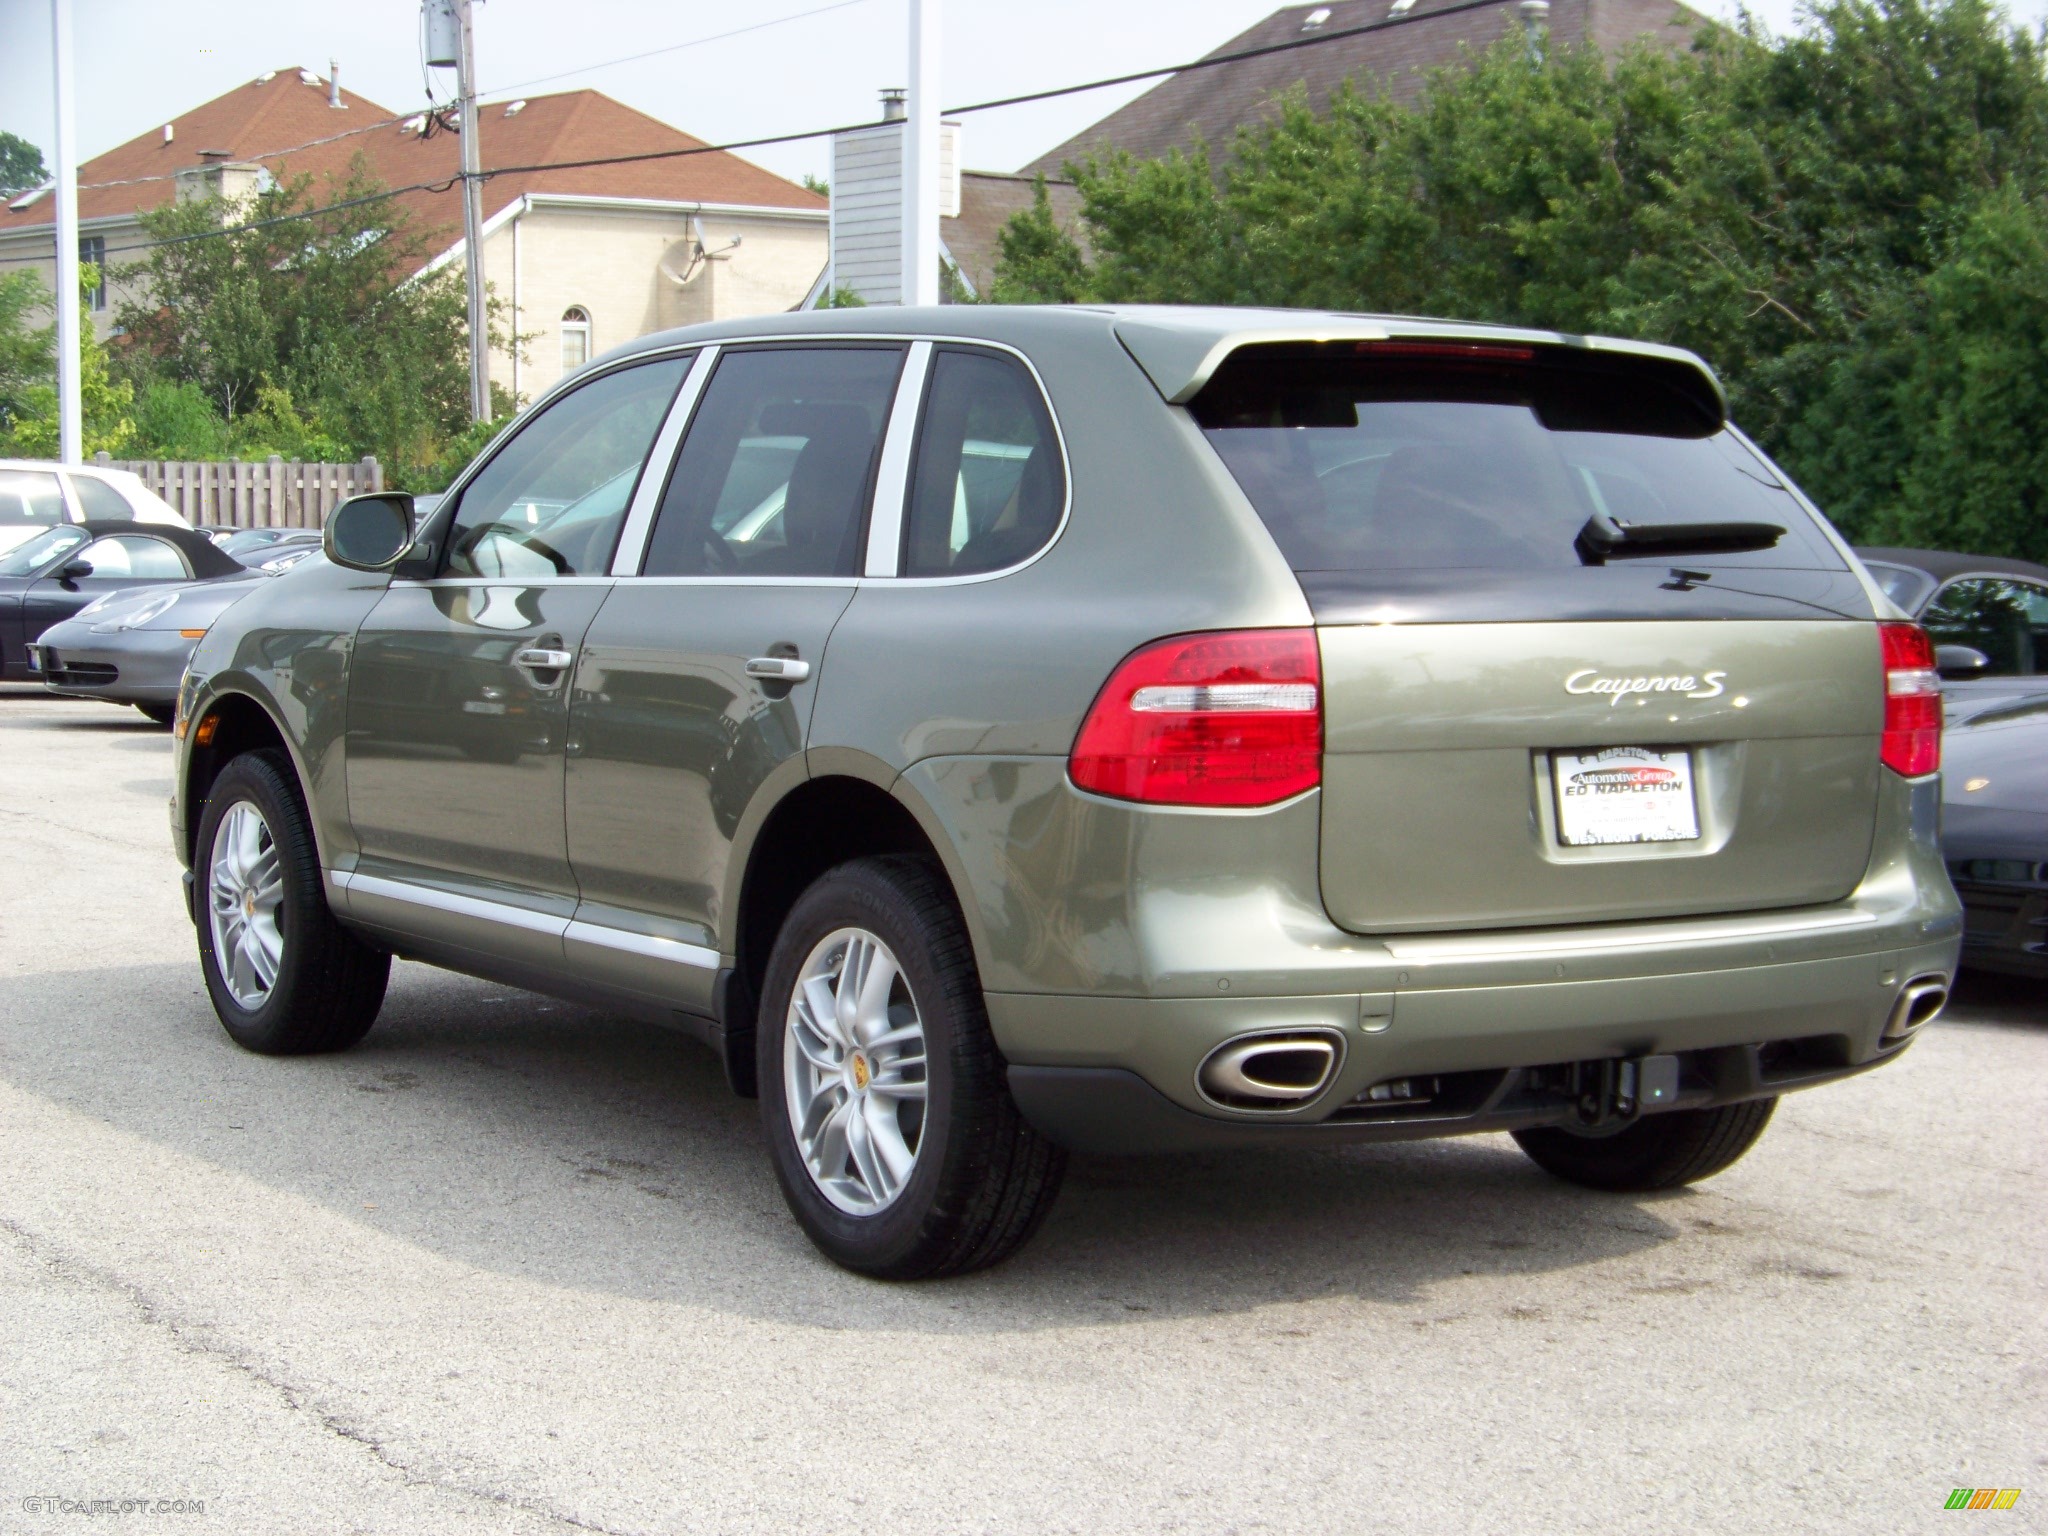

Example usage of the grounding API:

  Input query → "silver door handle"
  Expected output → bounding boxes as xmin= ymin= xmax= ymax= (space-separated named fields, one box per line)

xmin=514 ymin=647 xmax=574 ymax=670
xmin=745 ymin=656 xmax=812 ymax=683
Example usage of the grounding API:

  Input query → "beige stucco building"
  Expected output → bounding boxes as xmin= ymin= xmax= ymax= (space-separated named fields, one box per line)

xmin=0 ymin=69 xmax=828 ymax=410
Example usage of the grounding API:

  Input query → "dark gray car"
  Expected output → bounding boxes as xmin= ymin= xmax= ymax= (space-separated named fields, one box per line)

xmin=169 ymin=307 xmax=1962 ymax=1276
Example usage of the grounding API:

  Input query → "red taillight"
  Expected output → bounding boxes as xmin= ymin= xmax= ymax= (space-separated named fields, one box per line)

xmin=1069 ymin=629 xmax=1322 ymax=807
xmin=1879 ymin=621 xmax=1941 ymax=777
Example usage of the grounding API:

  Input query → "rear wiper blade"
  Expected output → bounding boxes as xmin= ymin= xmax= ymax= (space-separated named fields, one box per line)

xmin=1576 ymin=512 xmax=1785 ymax=565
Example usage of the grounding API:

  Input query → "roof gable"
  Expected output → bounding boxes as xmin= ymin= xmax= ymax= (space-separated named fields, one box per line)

xmin=3 ymin=70 xmax=825 ymax=268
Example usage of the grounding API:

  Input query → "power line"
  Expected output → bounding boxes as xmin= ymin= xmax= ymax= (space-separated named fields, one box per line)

xmin=0 ymin=0 xmax=1534 ymax=270
xmin=475 ymin=0 xmax=875 ymax=101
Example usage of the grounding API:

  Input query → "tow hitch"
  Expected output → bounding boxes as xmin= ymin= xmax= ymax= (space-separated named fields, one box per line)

xmin=1569 ymin=1054 xmax=1681 ymax=1128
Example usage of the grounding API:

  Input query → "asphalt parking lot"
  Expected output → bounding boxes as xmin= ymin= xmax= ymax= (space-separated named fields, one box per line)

xmin=1 ymin=687 xmax=2042 ymax=1535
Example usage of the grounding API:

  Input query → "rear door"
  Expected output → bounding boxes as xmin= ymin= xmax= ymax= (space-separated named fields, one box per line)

xmin=562 ymin=343 xmax=905 ymax=1009
xmin=1191 ymin=341 xmax=1883 ymax=934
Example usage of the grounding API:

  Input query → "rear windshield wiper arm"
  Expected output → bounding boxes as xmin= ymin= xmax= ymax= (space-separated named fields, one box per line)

xmin=1576 ymin=512 xmax=1785 ymax=565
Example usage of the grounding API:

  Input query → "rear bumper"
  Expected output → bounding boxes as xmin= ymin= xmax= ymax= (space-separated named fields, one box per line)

xmin=917 ymin=760 xmax=1961 ymax=1152
xmin=997 ymin=944 xmax=1944 ymax=1152
xmin=1011 ymin=1033 xmax=1907 ymax=1155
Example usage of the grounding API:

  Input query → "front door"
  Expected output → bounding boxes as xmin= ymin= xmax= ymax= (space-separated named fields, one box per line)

xmin=563 ymin=343 xmax=904 ymax=1013
xmin=342 ymin=353 xmax=692 ymax=957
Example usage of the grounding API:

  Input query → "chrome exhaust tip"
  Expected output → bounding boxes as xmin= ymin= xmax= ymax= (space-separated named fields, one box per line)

xmin=1197 ymin=1030 xmax=1344 ymax=1111
xmin=1883 ymin=974 xmax=1949 ymax=1044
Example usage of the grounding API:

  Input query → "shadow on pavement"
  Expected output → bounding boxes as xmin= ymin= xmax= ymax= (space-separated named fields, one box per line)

xmin=0 ymin=958 xmax=1701 ymax=1333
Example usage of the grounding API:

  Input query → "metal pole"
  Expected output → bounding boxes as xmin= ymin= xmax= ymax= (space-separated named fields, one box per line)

xmin=50 ymin=0 xmax=82 ymax=462
xmin=457 ymin=0 xmax=489 ymax=421
xmin=902 ymin=0 xmax=940 ymax=307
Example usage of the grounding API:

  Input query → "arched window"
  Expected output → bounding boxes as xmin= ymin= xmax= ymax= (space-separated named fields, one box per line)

xmin=561 ymin=307 xmax=592 ymax=371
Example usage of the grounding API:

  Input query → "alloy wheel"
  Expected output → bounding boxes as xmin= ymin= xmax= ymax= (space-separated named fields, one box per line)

xmin=782 ymin=926 xmax=929 ymax=1215
xmin=207 ymin=800 xmax=284 ymax=1010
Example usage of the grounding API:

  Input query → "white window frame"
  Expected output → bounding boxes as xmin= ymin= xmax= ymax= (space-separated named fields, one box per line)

xmin=561 ymin=307 xmax=592 ymax=373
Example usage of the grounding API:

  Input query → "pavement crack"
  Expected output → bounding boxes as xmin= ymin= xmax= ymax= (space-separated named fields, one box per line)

xmin=0 ymin=1215 xmax=644 ymax=1536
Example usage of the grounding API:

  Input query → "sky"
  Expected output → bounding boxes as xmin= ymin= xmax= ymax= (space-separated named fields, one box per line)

xmin=4 ymin=0 xmax=2048 ymax=190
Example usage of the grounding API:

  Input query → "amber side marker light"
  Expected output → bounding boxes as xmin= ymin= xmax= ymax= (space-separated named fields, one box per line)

xmin=192 ymin=713 xmax=220 ymax=747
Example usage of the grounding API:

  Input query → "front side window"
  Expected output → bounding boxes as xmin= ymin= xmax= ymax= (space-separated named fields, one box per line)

xmin=0 ymin=525 xmax=89 ymax=577
xmin=444 ymin=355 xmax=690 ymax=579
xmin=68 ymin=473 xmax=132 ymax=519
xmin=641 ymin=345 xmax=904 ymax=577
xmin=1922 ymin=578 xmax=2048 ymax=676
xmin=902 ymin=348 xmax=1064 ymax=577
xmin=562 ymin=307 xmax=592 ymax=372
xmin=0 ymin=468 xmax=67 ymax=527
xmin=74 ymin=535 xmax=190 ymax=581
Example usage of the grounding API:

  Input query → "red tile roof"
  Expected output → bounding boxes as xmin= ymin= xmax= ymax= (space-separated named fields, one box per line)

xmin=3 ymin=69 xmax=824 ymax=265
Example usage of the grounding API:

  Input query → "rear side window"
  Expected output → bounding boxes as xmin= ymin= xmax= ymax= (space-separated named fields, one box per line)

xmin=0 ymin=468 xmax=67 ymax=526
xmin=1192 ymin=344 xmax=1843 ymax=574
xmin=902 ymin=348 xmax=1064 ymax=576
xmin=69 ymin=474 xmax=133 ymax=520
xmin=642 ymin=345 xmax=904 ymax=578
xmin=77 ymin=535 xmax=190 ymax=580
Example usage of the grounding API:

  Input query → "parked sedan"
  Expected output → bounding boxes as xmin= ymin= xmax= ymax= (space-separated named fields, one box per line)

xmin=0 ymin=521 xmax=244 ymax=682
xmin=1856 ymin=546 xmax=2048 ymax=717
xmin=32 ymin=574 xmax=267 ymax=723
xmin=0 ymin=458 xmax=188 ymax=556
xmin=1943 ymin=697 xmax=2048 ymax=980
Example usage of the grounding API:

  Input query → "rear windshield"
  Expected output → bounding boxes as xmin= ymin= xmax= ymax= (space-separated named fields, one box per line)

xmin=1191 ymin=345 xmax=1843 ymax=574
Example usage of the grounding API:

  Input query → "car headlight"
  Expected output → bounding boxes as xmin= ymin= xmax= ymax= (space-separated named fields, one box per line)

xmin=89 ymin=592 xmax=181 ymax=632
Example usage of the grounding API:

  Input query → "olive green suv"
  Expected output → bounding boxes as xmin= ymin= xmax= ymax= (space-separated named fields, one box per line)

xmin=171 ymin=307 xmax=1962 ymax=1276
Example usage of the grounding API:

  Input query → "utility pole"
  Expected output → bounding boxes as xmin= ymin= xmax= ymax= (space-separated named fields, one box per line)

xmin=902 ymin=0 xmax=940 ymax=307
xmin=427 ymin=0 xmax=490 ymax=421
xmin=457 ymin=0 xmax=489 ymax=421
xmin=50 ymin=0 xmax=81 ymax=462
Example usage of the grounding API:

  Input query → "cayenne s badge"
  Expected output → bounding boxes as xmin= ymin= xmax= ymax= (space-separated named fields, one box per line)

xmin=1565 ymin=668 xmax=1727 ymax=706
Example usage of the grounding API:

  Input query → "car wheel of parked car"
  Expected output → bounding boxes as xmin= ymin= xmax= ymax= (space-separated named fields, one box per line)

xmin=195 ymin=751 xmax=390 ymax=1055
xmin=135 ymin=703 xmax=176 ymax=727
xmin=758 ymin=855 xmax=1066 ymax=1278
xmin=1511 ymin=1097 xmax=1777 ymax=1192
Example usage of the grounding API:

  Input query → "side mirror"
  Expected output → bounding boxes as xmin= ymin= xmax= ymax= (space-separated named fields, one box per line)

xmin=323 ymin=493 xmax=416 ymax=573
xmin=1935 ymin=644 xmax=1990 ymax=679
xmin=56 ymin=559 xmax=95 ymax=587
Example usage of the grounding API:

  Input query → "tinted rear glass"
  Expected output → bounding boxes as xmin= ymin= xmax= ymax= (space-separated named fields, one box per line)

xmin=1191 ymin=346 xmax=1843 ymax=575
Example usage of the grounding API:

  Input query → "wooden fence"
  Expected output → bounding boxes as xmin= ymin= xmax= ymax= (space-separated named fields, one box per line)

xmin=93 ymin=454 xmax=383 ymax=529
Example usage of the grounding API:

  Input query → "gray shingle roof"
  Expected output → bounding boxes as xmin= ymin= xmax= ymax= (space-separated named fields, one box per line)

xmin=1018 ymin=0 xmax=1708 ymax=176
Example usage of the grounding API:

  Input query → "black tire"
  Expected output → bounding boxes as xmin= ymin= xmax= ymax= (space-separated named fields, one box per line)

xmin=1512 ymin=1097 xmax=1778 ymax=1192
xmin=757 ymin=855 xmax=1066 ymax=1279
xmin=194 ymin=750 xmax=389 ymax=1055
xmin=136 ymin=702 xmax=177 ymax=726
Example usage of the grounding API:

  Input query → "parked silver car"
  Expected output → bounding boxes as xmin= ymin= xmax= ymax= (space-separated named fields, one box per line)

xmin=33 ymin=574 xmax=268 ymax=723
xmin=171 ymin=307 xmax=1963 ymax=1276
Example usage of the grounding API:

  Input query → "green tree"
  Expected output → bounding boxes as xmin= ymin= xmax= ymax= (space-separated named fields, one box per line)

xmin=0 ymin=132 xmax=47 ymax=197
xmin=993 ymin=0 xmax=2048 ymax=560
xmin=115 ymin=155 xmax=486 ymax=485
xmin=0 ymin=270 xmax=53 ymax=439
xmin=4 ymin=278 xmax=135 ymax=458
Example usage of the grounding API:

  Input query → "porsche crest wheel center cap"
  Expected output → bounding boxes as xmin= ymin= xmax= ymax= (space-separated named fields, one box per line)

xmin=849 ymin=1052 xmax=871 ymax=1092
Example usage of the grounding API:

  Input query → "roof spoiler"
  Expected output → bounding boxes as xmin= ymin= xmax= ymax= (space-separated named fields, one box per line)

xmin=1114 ymin=315 xmax=1727 ymax=423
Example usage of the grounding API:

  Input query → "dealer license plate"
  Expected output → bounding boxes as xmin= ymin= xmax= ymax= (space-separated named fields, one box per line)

xmin=1553 ymin=747 xmax=1700 ymax=846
